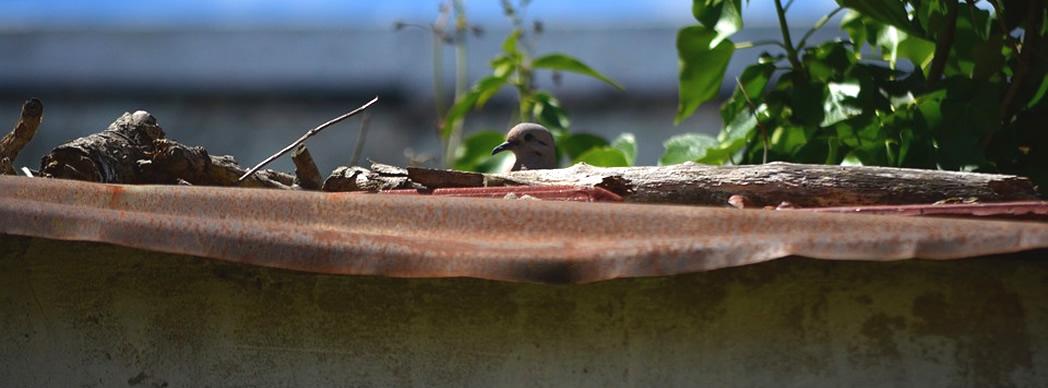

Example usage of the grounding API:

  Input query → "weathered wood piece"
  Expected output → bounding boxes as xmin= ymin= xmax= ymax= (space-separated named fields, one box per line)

xmin=323 ymin=161 xmax=1040 ymax=207
xmin=291 ymin=145 xmax=322 ymax=190
xmin=321 ymin=163 xmax=420 ymax=192
xmin=149 ymin=139 xmax=294 ymax=189
xmin=1 ymin=98 xmax=43 ymax=174
xmin=41 ymin=111 xmax=163 ymax=182
xmin=41 ymin=111 xmax=293 ymax=188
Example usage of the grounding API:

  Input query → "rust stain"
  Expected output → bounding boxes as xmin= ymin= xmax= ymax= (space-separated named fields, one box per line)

xmin=1 ymin=176 xmax=1047 ymax=284
xmin=789 ymin=201 xmax=1048 ymax=220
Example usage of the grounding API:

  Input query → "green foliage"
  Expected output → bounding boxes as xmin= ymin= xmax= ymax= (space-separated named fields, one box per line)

xmin=676 ymin=26 xmax=736 ymax=124
xmin=669 ymin=0 xmax=1048 ymax=190
xmin=575 ymin=133 xmax=637 ymax=167
xmin=447 ymin=1 xmax=626 ymax=171
xmin=453 ymin=130 xmax=511 ymax=173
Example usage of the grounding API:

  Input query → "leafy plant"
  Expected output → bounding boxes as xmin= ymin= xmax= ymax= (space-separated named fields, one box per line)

xmin=447 ymin=0 xmax=630 ymax=172
xmin=669 ymin=0 xmax=1048 ymax=191
xmin=395 ymin=0 xmax=478 ymax=168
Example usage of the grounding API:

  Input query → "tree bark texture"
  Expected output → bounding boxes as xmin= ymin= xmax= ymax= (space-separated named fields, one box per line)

xmin=322 ymin=161 xmax=1040 ymax=207
xmin=40 ymin=110 xmax=293 ymax=189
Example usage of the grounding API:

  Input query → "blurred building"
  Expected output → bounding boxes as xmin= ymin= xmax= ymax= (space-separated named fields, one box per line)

xmin=0 ymin=1 xmax=842 ymax=172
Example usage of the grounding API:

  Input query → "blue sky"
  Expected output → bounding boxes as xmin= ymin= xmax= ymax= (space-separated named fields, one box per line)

xmin=0 ymin=0 xmax=840 ymax=29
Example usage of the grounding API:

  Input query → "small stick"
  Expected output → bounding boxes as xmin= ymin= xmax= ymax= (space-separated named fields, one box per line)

xmin=735 ymin=77 xmax=769 ymax=164
xmin=238 ymin=96 xmax=379 ymax=182
xmin=20 ymin=167 xmax=33 ymax=177
xmin=349 ymin=112 xmax=371 ymax=167
xmin=1 ymin=98 xmax=43 ymax=174
xmin=291 ymin=145 xmax=323 ymax=190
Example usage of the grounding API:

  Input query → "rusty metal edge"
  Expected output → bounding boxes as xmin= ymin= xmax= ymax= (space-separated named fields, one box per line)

xmin=788 ymin=201 xmax=1048 ymax=220
xmin=1 ymin=176 xmax=1047 ymax=284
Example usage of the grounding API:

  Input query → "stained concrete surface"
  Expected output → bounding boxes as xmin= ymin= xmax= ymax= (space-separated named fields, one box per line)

xmin=2 ymin=236 xmax=1046 ymax=387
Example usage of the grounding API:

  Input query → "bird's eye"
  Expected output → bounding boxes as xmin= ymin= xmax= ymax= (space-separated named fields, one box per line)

xmin=523 ymin=133 xmax=534 ymax=142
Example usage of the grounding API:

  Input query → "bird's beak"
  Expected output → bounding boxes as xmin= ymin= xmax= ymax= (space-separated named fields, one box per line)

xmin=491 ymin=141 xmax=513 ymax=155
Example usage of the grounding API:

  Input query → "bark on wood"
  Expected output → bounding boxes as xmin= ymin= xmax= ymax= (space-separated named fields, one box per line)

xmin=291 ymin=145 xmax=322 ymax=190
xmin=322 ymin=163 xmax=421 ymax=192
xmin=323 ymin=161 xmax=1040 ymax=207
xmin=1 ymin=98 xmax=43 ymax=174
xmin=41 ymin=110 xmax=293 ymax=189
xmin=41 ymin=111 xmax=164 ymax=182
xmin=149 ymin=139 xmax=294 ymax=189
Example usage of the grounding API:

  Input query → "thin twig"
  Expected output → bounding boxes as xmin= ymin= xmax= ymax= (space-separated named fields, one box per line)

xmin=797 ymin=7 xmax=845 ymax=50
xmin=350 ymin=113 xmax=371 ymax=167
xmin=735 ymin=77 xmax=769 ymax=164
xmin=238 ymin=96 xmax=379 ymax=182
xmin=735 ymin=40 xmax=787 ymax=50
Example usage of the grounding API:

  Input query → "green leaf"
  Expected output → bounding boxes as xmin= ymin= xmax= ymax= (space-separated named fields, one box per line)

xmin=491 ymin=55 xmax=516 ymax=78
xmin=721 ymin=63 xmax=774 ymax=134
xmin=659 ymin=133 xmax=719 ymax=165
xmin=610 ymin=133 xmax=637 ymax=166
xmin=873 ymin=24 xmax=906 ymax=68
xmin=821 ymin=81 xmax=863 ymax=126
xmin=576 ymin=147 xmax=630 ymax=167
xmin=788 ymin=76 xmax=826 ymax=128
xmin=502 ymin=29 xmax=521 ymax=57
xmin=692 ymin=0 xmax=744 ymax=47
xmin=841 ymin=10 xmax=868 ymax=58
xmin=769 ymin=125 xmax=810 ymax=156
xmin=530 ymin=91 xmax=571 ymax=131
xmin=835 ymin=0 xmax=922 ymax=37
xmin=442 ymin=75 xmax=508 ymax=140
xmin=1026 ymin=74 xmax=1048 ymax=109
xmin=560 ymin=133 xmax=609 ymax=160
xmin=453 ymin=131 xmax=512 ymax=172
xmin=897 ymin=34 xmax=935 ymax=70
xmin=532 ymin=53 xmax=624 ymax=91
xmin=676 ymin=25 xmax=736 ymax=124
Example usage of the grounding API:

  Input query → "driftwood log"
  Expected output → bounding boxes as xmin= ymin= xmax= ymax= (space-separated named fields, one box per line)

xmin=40 ymin=110 xmax=293 ymax=188
xmin=323 ymin=162 xmax=1041 ymax=207
xmin=1 ymin=98 xmax=43 ymax=174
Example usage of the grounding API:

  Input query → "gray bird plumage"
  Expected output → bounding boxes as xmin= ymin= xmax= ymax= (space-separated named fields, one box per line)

xmin=491 ymin=123 xmax=557 ymax=171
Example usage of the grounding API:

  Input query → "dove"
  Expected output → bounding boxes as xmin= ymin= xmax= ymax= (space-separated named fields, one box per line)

xmin=491 ymin=122 xmax=557 ymax=171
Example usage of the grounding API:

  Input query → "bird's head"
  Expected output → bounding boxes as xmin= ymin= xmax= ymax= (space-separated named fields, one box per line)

xmin=491 ymin=122 xmax=557 ymax=171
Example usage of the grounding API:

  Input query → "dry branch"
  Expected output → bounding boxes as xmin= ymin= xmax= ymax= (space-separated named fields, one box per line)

xmin=1 ymin=98 xmax=43 ymax=174
xmin=323 ymin=161 xmax=1040 ymax=207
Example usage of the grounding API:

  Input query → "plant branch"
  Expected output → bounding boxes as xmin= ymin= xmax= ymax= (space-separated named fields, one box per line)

xmin=735 ymin=77 xmax=769 ymax=164
xmin=926 ymin=0 xmax=958 ymax=88
xmin=238 ymin=97 xmax=379 ymax=182
xmin=797 ymin=7 xmax=845 ymax=50
xmin=735 ymin=40 xmax=787 ymax=49
xmin=773 ymin=0 xmax=804 ymax=72
xmin=995 ymin=0 xmax=1041 ymax=127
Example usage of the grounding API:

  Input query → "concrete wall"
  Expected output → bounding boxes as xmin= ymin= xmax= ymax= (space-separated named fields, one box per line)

xmin=2 ymin=235 xmax=1046 ymax=387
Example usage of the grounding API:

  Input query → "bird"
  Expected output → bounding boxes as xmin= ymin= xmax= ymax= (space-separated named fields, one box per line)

xmin=491 ymin=122 xmax=557 ymax=171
